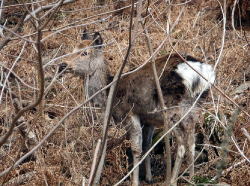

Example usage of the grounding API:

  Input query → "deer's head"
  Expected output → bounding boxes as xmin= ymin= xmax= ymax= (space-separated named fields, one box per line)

xmin=60 ymin=31 xmax=108 ymax=108
xmin=60 ymin=31 xmax=105 ymax=75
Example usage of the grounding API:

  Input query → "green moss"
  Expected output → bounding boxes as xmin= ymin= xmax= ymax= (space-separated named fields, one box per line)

xmin=192 ymin=175 xmax=216 ymax=185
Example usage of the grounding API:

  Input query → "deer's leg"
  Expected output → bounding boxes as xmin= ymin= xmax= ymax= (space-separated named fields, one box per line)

xmin=129 ymin=114 xmax=142 ymax=186
xmin=171 ymin=130 xmax=185 ymax=186
xmin=142 ymin=124 xmax=154 ymax=183
xmin=187 ymin=126 xmax=195 ymax=179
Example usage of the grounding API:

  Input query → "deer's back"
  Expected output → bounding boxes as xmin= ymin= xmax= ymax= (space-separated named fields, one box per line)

xmin=112 ymin=54 xmax=190 ymax=125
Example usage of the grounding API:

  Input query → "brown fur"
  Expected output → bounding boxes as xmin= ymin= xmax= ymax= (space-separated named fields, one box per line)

xmin=112 ymin=54 xmax=190 ymax=126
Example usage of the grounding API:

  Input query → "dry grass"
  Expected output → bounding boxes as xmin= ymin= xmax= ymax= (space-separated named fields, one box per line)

xmin=0 ymin=0 xmax=249 ymax=185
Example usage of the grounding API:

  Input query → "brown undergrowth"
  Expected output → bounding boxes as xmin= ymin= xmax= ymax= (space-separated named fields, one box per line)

xmin=0 ymin=0 xmax=249 ymax=185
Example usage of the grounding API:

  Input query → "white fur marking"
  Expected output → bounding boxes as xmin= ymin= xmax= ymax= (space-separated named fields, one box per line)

xmin=145 ymin=157 xmax=152 ymax=181
xmin=178 ymin=145 xmax=185 ymax=157
xmin=130 ymin=114 xmax=142 ymax=134
xmin=130 ymin=114 xmax=142 ymax=155
xmin=191 ymin=144 xmax=195 ymax=157
xmin=175 ymin=61 xmax=215 ymax=96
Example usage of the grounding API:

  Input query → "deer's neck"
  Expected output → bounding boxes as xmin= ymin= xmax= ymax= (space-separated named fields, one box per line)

xmin=85 ymin=56 xmax=108 ymax=107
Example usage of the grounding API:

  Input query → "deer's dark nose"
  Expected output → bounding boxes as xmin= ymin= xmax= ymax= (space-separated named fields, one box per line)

xmin=58 ymin=63 xmax=68 ymax=73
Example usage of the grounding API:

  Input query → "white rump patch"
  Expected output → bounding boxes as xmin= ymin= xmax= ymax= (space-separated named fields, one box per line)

xmin=175 ymin=61 xmax=215 ymax=97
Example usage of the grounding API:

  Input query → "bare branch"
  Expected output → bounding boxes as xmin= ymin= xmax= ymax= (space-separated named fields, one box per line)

xmin=88 ymin=139 xmax=101 ymax=184
xmin=0 ymin=12 xmax=28 ymax=50
xmin=2 ymin=171 xmax=35 ymax=185
xmin=241 ymin=128 xmax=250 ymax=142
xmin=40 ymin=0 xmax=71 ymax=30
xmin=0 ymin=41 xmax=27 ymax=104
xmin=0 ymin=65 xmax=38 ymax=90
xmin=0 ymin=24 xmax=45 ymax=148
xmin=0 ymin=24 xmax=35 ymax=43
xmin=0 ymin=0 xmax=46 ymax=9
xmin=88 ymin=0 xmax=136 ymax=185
xmin=0 ymin=0 xmax=4 ymax=21
xmin=214 ymin=0 xmax=227 ymax=69
xmin=141 ymin=15 xmax=172 ymax=185
xmin=24 ymin=0 xmax=75 ymax=22
xmin=231 ymin=135 xmax=250 ymax=163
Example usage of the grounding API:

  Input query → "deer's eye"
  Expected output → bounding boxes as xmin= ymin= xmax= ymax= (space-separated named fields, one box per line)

xmin=81 ymin=51 xmax=88 ymax=56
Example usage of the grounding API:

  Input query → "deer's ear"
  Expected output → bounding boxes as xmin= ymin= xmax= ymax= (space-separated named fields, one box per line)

xmin=93 ymin=32 xmax=103 ymax=48
xmin=81 ymin=29 xmax=90 ymax=40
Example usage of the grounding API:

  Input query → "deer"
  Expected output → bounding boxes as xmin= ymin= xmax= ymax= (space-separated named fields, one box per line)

xmin=59 ymin=31 xmax=216 ymax=186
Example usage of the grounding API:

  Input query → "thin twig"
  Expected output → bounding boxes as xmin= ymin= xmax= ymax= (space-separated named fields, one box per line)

xmin=0 ymin=0 xmax=45 ymax=9
xmin=212 ymin=159 xmax=247 ymax=181
xmin=88 ymin=0 xmax=136 ymax=185
xmin=41 ymin=15 xmax=112 ymax=42
xmin=39 ymin=0 xmax=68 ymax=30
xmin=10 ymin=1 xmax=138 ymax=41
xmin=214 ymin=0 xmax=227 ymax=69
xmin=0 ymin=41 xmax=27 ymax=104
xmin=231 ymin=0 xmax=243 ymax=38
xmin=88 ymin=139 xmax=101 ymax=183
xmin=0 ymin=12 xmax=28 ymax=50
xmin=24 ymin=0 xmax=75 ymax=22
xmin=231 ymin=135 xmax=250 ymax=163
xmin=0 ymin=23 xmax=45 ymax=148
xmin=141 ymin=21 xmax=172 ymax=185
xmin=2 ymin=171 xmax=35 ymax=186
xmin=241 ymin=128 xmax=250 ymax=142
xmin=0 ymin=24 xmax=34 ymax=44
xmin=0 ymin=65 xmax=38 ymax=90
xmin=0 ymin=0 xmax=4 ymax=22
